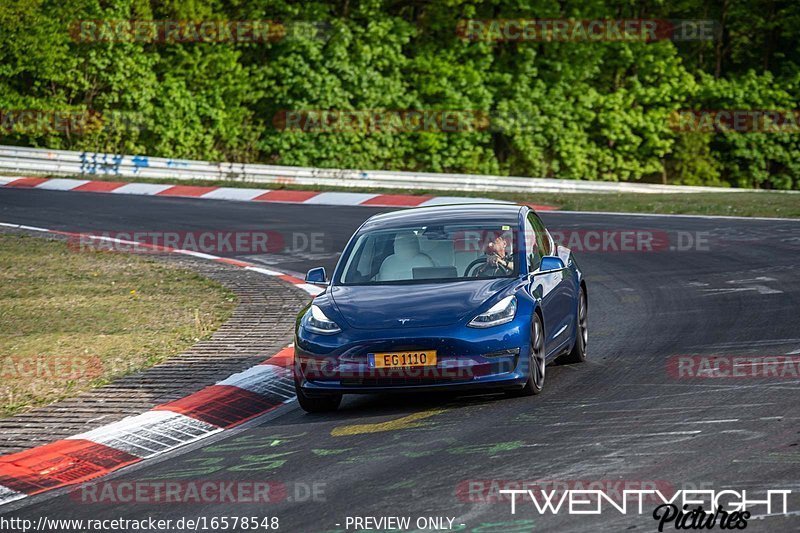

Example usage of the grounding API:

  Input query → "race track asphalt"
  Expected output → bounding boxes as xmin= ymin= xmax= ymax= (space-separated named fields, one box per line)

xmin=1 ymin=188 xmax=799 ymax=532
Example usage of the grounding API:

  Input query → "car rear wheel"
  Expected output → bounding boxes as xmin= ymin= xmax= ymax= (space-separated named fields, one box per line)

xmin=295 ymin=379 xmax=342 ymax=413
xmin=560 ymin=286 xmax=587 ymax=364
xmin=508 ymin=314 xmax=545 ymax=397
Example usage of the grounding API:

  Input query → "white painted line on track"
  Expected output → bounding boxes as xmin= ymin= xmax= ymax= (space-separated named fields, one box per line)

xmin=685 ymin=419 xmax=740 ymax=424
xmin=614 ymin=430 xmax=702 ymax=437
xmin=174 ymin=249 xmax=219 ymax=260
xmin=245 ymin=265 xmax=285 ymax=276
xmin=17 ymin=225 xmax=51 ymax=232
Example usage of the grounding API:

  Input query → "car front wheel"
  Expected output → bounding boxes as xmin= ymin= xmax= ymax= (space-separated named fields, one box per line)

xmin=508 ymin=313 xmax=545 ymax=397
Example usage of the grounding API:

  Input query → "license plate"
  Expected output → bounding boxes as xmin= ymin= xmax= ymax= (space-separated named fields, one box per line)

xmin=369 ymin=350 xmax=437 ymax=369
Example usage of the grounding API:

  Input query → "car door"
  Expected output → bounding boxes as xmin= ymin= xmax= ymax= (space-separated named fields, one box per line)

xmin=526 ymin=211 xmax=575 ymax=357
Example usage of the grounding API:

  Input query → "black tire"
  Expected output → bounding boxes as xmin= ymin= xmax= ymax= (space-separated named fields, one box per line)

xmin=507 ymin=313 xmax=546 ymax=397
xmin=295 ymin=378 xmax=342 ymax=413
xmin=560 ymin=286 xmax=587 ymax=364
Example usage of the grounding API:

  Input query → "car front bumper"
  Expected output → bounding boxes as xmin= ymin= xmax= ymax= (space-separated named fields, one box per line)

xmin=294 ymin=316 xmax=532 ymax=394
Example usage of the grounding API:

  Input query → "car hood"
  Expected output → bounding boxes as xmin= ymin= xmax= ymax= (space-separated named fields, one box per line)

xmin=329 ymin=278 xmax=517 ymax=329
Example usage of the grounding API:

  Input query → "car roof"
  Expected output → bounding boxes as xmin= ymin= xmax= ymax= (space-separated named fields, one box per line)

xmin=361 ymin=203 xmax=525 ymax=231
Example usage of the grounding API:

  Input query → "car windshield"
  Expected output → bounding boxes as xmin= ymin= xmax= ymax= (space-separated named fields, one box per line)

xmin=337 ymin=222 xmax=518 ymax=285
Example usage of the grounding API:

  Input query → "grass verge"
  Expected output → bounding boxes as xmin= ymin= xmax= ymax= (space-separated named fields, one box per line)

xmin=0 ymin=233 xmax=237 ymax=417
xmin=36 ymin=173 xmax=800 ymax=219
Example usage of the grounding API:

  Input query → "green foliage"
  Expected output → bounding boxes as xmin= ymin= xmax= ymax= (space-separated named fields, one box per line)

xmin=0 ymin=0 xmax=798 ymax=188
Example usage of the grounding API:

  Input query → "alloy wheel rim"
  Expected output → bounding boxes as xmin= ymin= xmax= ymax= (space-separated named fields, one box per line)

xmin=532 ymin=319 xmax=545 ymax=388
xmin=579 ymin=293 xmax=588 ymax=348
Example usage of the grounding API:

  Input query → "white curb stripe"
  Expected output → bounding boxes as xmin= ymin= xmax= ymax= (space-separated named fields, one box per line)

xmin=419 ymin=196 xmax=509 ymax=206
xmin=0 ymin=484 xmax=25 ymax=505
xmin=111 ymin=183 xmax=173 ymax=195
xmin=35 ymin=178 xmax=90 ymax=190
xmin=2 ymin=177 xmax=520 ymax=209
xmin=217 ymin=364 xmax=294 ymax=399
xmin=10 ymin=177 xmax=796 ymax=220
xmin=0 ymin=221 xmax=304 ymax=506
xmin=67 ymin=411 xmax=221 ymax=459
xmin=302 ymin=192 xmax=379 ymax=205
xmin=295 ymin=283 xmax=325 ymax=296
xmin=200 ymin=187 xmax=269 ymax=201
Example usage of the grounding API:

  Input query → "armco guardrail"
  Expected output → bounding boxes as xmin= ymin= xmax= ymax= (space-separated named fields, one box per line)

xmin=0 ymin=144 xmax=778 ymax=195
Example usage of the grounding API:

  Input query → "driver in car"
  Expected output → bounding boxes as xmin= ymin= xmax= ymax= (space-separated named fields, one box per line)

xmin=475 ymin=233 xmax=514 ymax=277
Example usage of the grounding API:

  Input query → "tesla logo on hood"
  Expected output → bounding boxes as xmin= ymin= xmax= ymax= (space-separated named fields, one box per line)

xmin=398 ymin=318 xmax=411 ymax=325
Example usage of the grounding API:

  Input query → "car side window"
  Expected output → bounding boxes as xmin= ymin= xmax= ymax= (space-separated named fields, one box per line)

xmin=528 ymin=212 xmax=551 ymax=256
xmin=526 ymin=212 xmax=552 ymax=272
xmin=524 ymin=217 xmax=542 ymax=272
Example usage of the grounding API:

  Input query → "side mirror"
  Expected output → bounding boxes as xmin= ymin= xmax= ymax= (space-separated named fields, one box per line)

xmin=536 ymin=256 xmax=566 ymax=275
xmin=305 ymin=267 xmax=328 ymax=285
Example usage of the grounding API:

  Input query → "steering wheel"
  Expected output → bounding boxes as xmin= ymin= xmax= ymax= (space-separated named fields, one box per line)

xmin=465 ymin=257 xmax=487 ymax=277
xmin=465 ymin=255 xmax=514 ymax=277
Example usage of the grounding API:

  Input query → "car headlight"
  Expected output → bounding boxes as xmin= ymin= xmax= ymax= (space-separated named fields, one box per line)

xmin=468 ymin=295 xmax=517 ymax=328
xmin=303 ymin=304 xmax=342 ymax=334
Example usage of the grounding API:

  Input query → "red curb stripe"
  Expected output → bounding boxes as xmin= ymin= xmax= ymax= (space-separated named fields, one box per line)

xmin=72 ymin=180 xmax=127 ymax=192
xmin=0 ymin=224 xmax=305 ymax=502
xmin=214 ymin=257 xmax=255 ymax=268
xmin=0 ymin=440 xmax=140 ymax=495
xmin=157 ymin=185 xmax=219 ymax=197
xmin=254 ymin=190 xmax=320 ymax=203
xmin=361 ymin=194 xmax=432 ymax=207
xmin=277 ymin=274 xmax=304 ymax=284
xmin=261 ymin=346 xmax=294 ymax=368
xmin=526 ymin=203 xmax=559 ymax=211
xmin=5 ymin=177 xmax=49 ymax=188
xmin=154 ymin=385 xmax=281 ymax=428
xmin=6 ymin=177 xmax=556 ymax=211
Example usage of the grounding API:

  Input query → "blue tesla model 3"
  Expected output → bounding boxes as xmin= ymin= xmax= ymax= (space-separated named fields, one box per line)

xmin=293 ymin=204 xmax=587 ymax=412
